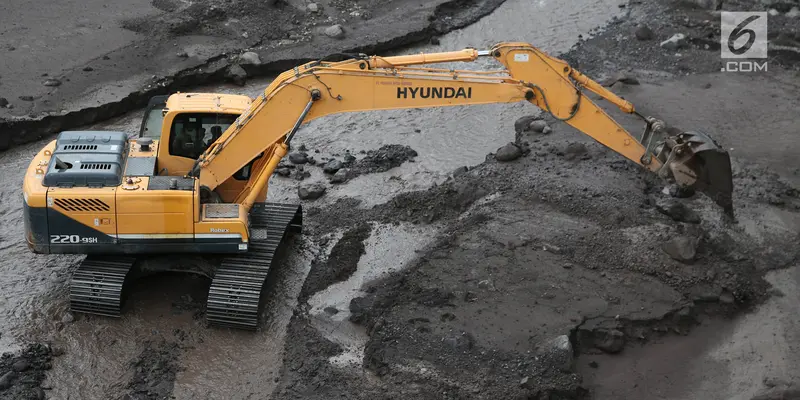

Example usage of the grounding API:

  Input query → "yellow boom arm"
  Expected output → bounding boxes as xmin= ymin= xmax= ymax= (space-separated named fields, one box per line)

xmin=190 ymin=42 xmax=733 ymax=215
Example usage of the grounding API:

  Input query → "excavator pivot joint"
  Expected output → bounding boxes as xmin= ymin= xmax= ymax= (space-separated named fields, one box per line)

xmin=525 ymin=90 xmax=534 ymax=100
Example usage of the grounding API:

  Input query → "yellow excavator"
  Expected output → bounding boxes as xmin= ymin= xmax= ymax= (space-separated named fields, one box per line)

xmin=22 ymin=42 xmax=733 ymax=329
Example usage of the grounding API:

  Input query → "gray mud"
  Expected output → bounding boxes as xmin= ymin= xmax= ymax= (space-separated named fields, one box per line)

xmin=0 ymin=0 xmax=511 ymax=150
xmin=126 ymin=340 xmax=180 ymax=400
xmin=0 ymin=0 xmax=798 ymax=399
xmin=270 ymin=0 xmax=800 ymax=398
xmin=0 ymin=343 xmax=53 ymax=400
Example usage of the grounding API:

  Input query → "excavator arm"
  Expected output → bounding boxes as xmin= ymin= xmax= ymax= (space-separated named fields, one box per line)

xmin=190 ymin=42 xmax=734 ymax=215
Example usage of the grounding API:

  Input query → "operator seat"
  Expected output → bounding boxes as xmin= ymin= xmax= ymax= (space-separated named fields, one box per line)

xmin=209 ymin=126 xmax=223 ymax=144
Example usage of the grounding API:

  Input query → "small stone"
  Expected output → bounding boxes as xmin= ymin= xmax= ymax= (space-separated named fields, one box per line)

xmin=543 ymin=243 xmax=561 ymax=254
xmin=226 ymin=64 xmax=247 ymax=86
xmin=477 ymin=280 xmax=492 ymax=289
xmin=443 ymin=332 xmax=474 ymax=350
xmin=655 ymin=199 xmax=700 ymax=223
xmin=589 ymin=361 xmax=599 ymax=368
xmin=788 ymin=7 xmax=800 ymax=18
xmin=298 ymin=184 xmax=326 ymax=200
xmin=307 ymin=3 xmax=319 ymax=12
xmin=19 ymin=95 xmax=34 ymax=101
xmin=495 ymin=143 xmax=522 ymax=162
xmin=563 ymin=263 xmax=573 ymax=269
xmin=239 ymin=51 xmax=261 ymax=65
xmin=324 ymin=306 xmax=339 ymax=314
xmin=452 ymin=166 xmax=468 ymax=177
xmin=662 ymin=236 xmax=699 ymax=262
xmin=564 ymin=143 xmax=589 ymax=160
xmin=674 ymin=306 xmax=695 ymax=325
xmin=529 ymin=120 xmax=549 ymax=133
xmin=177 ymin=51 xmax=189 ymax=58
xmin=661 ymin=33 xmax=688 ymax=50
xmin=0 ymin=371 xmax=14 ymax=390
xmin=595 ymin=329 xmax=625 ymax=353
xmin=519 ymin=376 xmax=530 ymax=387
xmin=440 ymin=312 xmax=456 ymax=322
xmin=12 ymin=360 xmax=29 ymax=372
xmin=635 ymin=25 xmax=654 ymax=41
xmin=324 ymin=24 xmax=345 ymax=39
xmin=288 ymin=152 xmax=308 ymax=164
xmin=61 ymin=312 xmax=75 ymax=324
xmin=322 ymin=159 xmax=344 ymax=174
xmin=276 ymin=167 xmax=291 ymax=177
xmin=464 ymin=291 xmax=478 ymax=302
xmin=82 ymin=66 xmax=94 ymax=72
xmin=514 ymin=115 xmax=541 ymax=132
xmin=537 ymin=335 xmax=574 ymax=372
xmin=542 ymin=126 xmax=553 ymax=134
xmin=43 ymin=78 xmax=61 ymax=87
xmin=330 ymin=168 xmax=349 ymax=183
xmin=292 ymin=168 xmax=310 ymax=181
xmin=719 ymin=290 xmax=735 ymax=304
xmin=668 ymin=184 xmax=695 ymax=198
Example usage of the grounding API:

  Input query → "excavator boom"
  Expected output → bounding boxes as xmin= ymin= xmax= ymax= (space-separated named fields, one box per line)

xmin=191 ymin=42 xmax=733 ymax=215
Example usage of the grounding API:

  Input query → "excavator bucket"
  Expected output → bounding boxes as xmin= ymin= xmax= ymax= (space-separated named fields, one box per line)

xmin=655 ymin=130 xmax=734 ymax=216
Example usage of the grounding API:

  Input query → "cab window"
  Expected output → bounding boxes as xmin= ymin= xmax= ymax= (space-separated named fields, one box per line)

xmin=140 ymin=108 xmax=165 ymax=138
xmin=169 ymin=113 xmax=237 ymax=159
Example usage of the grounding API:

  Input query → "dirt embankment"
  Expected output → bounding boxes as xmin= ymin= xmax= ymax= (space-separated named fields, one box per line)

xmin=269 ymin=0 xmax=800 ymax=399
xmin=0 ymin=0 xmax=508 ymax=151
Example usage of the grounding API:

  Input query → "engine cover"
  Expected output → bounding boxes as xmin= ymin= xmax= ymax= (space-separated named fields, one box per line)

xmin=42 ymin=131 xmax=129 ymax=188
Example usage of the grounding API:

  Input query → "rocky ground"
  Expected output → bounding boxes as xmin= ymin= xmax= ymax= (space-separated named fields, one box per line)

xmin=0 ymin=0 xmax=506 ymax=150
xmin=263 ymin=0 xmax=800 ymax=399
xmin=0 ymin=0 xmax=798 ymax=399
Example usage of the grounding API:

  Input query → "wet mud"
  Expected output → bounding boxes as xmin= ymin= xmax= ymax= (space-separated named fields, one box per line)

xmin=0 ymin=0 xmax=797 ymax=399
xmin=0 ymin=0 xmax=510 ymax=151
xmin=0 ymin=343 xmax=53 ymax=400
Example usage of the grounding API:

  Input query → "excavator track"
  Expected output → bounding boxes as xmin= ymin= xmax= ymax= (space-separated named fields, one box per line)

xmin=205 ymin=202 xmax=303 ymax=330
xmin=69 ymin=255 xmax=136 ymax=317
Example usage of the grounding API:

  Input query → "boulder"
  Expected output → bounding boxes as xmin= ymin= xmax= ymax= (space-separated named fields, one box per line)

xmin=324 ymin=24 xmax=345 ymax=39
xmin=662 ymin=235 xmax=699 ymax=262
xmin=298 ymin=184 xmax=326 ymax=200
xmin=495 ymin=143 xmax=522 ymax=162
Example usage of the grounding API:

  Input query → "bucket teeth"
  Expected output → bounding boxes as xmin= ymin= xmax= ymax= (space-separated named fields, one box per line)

xmin=658 ymin=130 xmax=735 ymax=216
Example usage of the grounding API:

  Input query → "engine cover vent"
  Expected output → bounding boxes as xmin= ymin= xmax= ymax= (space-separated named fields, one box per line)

xmin=53 ymin=198 xmax=111 ymax=212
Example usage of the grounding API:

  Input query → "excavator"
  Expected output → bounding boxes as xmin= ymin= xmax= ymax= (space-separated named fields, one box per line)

xmin=21 ymin=42 xmax=734 ymax=330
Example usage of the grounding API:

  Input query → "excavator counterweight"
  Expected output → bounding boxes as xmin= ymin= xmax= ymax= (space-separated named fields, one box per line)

xmin=21 ymin=42 xmax=734 ymax=329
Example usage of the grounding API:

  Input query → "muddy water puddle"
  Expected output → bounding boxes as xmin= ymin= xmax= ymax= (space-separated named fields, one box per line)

xmin=308 ymin=222 xmax=440 ymax=368
xmin=0 ymin=0 xmax=626 ymax=397
xmin=579 ymin=266 xmax=800 ymax=400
